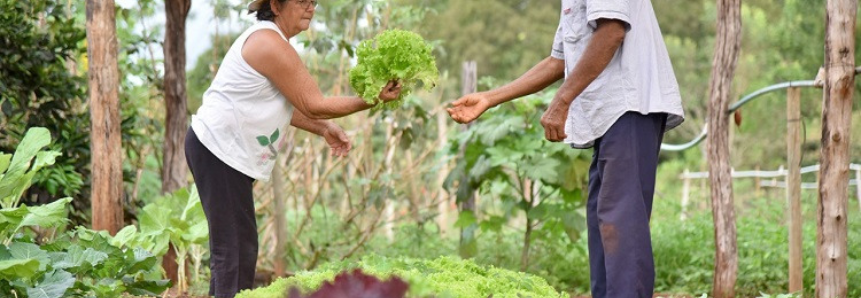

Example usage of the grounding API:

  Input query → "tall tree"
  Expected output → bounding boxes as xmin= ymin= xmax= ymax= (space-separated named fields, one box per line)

xmin=162 ymin=0 xmax=193 ymax=290
xmin=86 ymin=0 xmax=124 ymax=235
xmin=817 ymin=0 xmax=856 ymax=297
xmin=163 ymin=0 xmax=192 ymax=194
xmin=706 ymin=0 xmax=742 ymax=297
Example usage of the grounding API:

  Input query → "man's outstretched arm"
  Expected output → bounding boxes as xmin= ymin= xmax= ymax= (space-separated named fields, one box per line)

xmin=448 ymin=57 xmax=565 ymax=124
xmin=484 ymin=57 xmax=566 ymax=107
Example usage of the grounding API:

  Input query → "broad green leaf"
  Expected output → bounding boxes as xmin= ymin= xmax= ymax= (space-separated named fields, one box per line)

xmin=30 ymin=151 xmax=61 ymax=174
xmin=0 ymin=127 xmax=53 ymax=207
xmin=0 ymin=245 xmax=10 ymax=260
xmin=521 ymin=158 xmax=560 ymax=184
xmin=94 ymin=253 xmax=127 ymax=279
xmin=142 ymin=233 xmax=170 ymax=257
xmin=124 ymin=278 xmax=171 ymax=296
xmin=138 ymin=205 xmax=172 ymax=237
xmin=477 ymin=116 xmax=522 ymax=146
xmin=0 ymin=206 xmax=28 ymax=237
xmin=4 ymin=127 xmax=51 ymax=175
xmin=77 ymin=229 xmax=123 ymax=258
xmin=16 ymin=198 xmax=71 ymax=231
xmin=0 ymin=153 xmax=11 ymax=173
xmin=52 ymin=245 xmax=108 ymax=272
xmin=110 ymin=225 xmax=138 ymax=248
xmin=125 ymin=248 xmax=157 ymax=273
xmin=486 ymin=147 xmax=521 ymax=167
xmin=0 ymin=258 xmax=39 ymax=279
xmin=180 ymin=193 xmax=204 ymax=222
xmin=92 ymin=278 xmax=125 ymax=298
xmin=181 ymin=220 xmax=209 ymax=244
xmin=26 ymin=269 xmax=74 ymax=298
xmin=10 ymin=242 xmax=50 ymax=271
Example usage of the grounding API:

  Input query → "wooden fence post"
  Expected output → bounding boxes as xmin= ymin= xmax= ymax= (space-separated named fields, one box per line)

xmin=856 ymin=167 xmax=861 ymax=213
xmin=786 ymin=87 xmax=803 ymax=294
xmin=459 ymin=61 xmax=478 ymax=258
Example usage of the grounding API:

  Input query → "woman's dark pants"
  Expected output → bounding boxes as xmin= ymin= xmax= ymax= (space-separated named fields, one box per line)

xmin=185 ymin=128 xmax=258 ymax=298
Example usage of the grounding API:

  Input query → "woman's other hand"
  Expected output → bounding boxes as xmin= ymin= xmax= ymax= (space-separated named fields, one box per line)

xmin=323 ymin=123 xmax=351 ymax=157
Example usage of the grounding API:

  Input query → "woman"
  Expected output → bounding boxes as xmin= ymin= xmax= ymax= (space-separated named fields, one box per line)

xmin=184 ymin=0 xmax=401 ymax=296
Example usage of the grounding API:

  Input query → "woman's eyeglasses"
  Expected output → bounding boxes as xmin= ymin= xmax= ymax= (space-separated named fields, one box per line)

xmin=293 ymin=0 xmax=318 ymax=10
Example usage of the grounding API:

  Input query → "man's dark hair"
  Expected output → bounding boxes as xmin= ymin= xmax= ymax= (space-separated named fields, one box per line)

xmin=255 ymin=0 xmax=287 ymax=21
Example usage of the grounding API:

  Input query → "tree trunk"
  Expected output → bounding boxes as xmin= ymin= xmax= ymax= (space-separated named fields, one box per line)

xmin=706 ymin=0 xmax=742 ymax=297
xmin=162 ymin=0 xmax=191 ymax=194
xmin=86 ymin=0 xmax=124 ymax=235
xmin=162 ymin=0 xmax=192 ymax=290
xmin=817 ymin=1 xmax=855 ymax=297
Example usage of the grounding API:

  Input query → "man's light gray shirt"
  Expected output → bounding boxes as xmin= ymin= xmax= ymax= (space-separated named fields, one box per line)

xmin=551 ymin=0 xmax=684 ymax=148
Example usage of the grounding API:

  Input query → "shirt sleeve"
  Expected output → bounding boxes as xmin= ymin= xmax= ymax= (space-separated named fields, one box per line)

xmin=550 ymin=21 xmax=565 ymax=60
xmin=585 ymin=0 xmax=632 ymax=32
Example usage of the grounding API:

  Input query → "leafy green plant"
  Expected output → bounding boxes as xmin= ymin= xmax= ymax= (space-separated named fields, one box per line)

xmin=0 ymin=225 xmax=170 ymax=298
xmin=238 ymin=255 xmax=569 ymax=298
xmin=0 ymin=0 xmax=91 ymax=216
xmin=0 ymin=127 xmax=62 ymax=210
xmin=137 ymin=185 xmax=208 ymax=293
xmin=0 ymin=127 xmax=170 ymax=297
xmin=349 ymin=29 xmax=439 ymax=110
xmin=445 ymin=90 xmax=590 ymax=268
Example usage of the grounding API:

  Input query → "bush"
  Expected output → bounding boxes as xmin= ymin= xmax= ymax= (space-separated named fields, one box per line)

xmin=652 ymin=195 xmax=861 ymax=297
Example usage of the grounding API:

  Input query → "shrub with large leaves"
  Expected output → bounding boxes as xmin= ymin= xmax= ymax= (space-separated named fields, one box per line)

xmin=137 ymin=186 xmax=208 ymax=293
xmin=444 ymin=90 xmax=590 ymax=262
xmin=0 ymin=127 xmax=61 ymax=209
xmin=0 ymin=127 xmax=170 ymax=297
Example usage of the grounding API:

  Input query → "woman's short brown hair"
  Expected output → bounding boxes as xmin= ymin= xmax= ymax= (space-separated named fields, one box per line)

xmin=252 ymin=0 xmax=287 ymax=21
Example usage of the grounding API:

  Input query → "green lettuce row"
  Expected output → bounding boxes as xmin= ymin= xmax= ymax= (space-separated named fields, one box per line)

xmin=237 ymin=255 xmax=570 ymax=298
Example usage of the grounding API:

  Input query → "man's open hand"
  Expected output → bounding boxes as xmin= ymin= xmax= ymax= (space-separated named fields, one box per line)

xmin=447 ymin=93 xmax=492 ymax=124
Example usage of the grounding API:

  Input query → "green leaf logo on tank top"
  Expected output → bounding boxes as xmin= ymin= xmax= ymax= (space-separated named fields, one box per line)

xmin=256 ymin=128 xmax=279 ymax=162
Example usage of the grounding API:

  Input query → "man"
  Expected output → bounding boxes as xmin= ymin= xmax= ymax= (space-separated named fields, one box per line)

xmin=447 ymin=0 xmax=684 ymax=297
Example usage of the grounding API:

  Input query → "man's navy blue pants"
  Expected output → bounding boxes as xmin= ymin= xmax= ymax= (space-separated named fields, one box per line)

xmin=586 ymin=112 xmax=667 ymax=298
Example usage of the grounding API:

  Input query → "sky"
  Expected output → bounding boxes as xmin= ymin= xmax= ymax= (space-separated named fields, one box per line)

xmin=115 ymin=0 xmax=254 ymax=70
